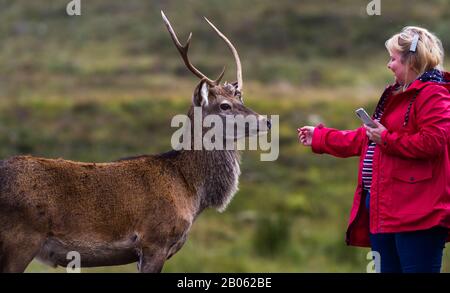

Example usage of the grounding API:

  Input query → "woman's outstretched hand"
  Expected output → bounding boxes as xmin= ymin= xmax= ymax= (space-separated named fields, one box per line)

xmin=298 ymin=126 xmax=315 ymax=146
xmin=364 ymin=120 xmax=387 ymax=144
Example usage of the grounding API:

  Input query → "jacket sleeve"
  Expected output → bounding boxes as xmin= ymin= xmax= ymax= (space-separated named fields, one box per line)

xmin=311 ymin=124 xmax=367 ymax=158
xmin=379 ymin=85 xmax=450 ymax=159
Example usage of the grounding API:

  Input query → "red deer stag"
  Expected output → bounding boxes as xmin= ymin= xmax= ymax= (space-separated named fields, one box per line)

xmin=0 ymin=11 xmax=270 ymax=273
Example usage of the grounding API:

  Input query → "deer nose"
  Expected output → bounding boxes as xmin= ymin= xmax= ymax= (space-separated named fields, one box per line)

xmin=267 ymin=119 xmax=272 ymax=129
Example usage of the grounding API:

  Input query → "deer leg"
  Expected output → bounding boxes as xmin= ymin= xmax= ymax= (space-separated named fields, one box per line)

xmin=0 ymin=230 xmax=45 ymax=273
xmin=137 ymin=246 xmax=167 ymax=273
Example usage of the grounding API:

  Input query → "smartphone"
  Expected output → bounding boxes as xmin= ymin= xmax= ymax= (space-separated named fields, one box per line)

xmin=355 ymin=108 xmax=377 ymax=128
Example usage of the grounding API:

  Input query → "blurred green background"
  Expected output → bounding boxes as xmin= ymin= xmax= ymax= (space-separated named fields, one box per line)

xmin=0 ymin=0 xmax=448 ymax=272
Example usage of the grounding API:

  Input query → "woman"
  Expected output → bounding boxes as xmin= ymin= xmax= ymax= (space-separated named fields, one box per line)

xmin=298 ymin=26 xmax=450 ymax=273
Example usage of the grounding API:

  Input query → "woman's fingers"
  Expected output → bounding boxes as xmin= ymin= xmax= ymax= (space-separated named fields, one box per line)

xmin=301 ymin=135 xmax=311 ymax=145
xmin=365 ymin=128 xmax=374 ymax=140
xmin=298 ymin=126 xmax=314 ymax=146
xmin=298 ymin=133 xmax=308 ymax=145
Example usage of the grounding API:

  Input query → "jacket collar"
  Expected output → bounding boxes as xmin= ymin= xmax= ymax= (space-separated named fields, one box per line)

xmin=405 ymin=70 xmax=450 ymax=93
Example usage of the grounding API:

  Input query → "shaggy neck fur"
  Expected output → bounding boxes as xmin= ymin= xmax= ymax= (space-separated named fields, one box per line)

xmin=176 ymin=149 xmax=241 ymax=214
xmin=170 ymin=105 xmax=242 ymax=214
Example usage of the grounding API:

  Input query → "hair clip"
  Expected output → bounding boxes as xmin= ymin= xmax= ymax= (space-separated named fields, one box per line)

xmin=409 ymin=34 xmax=419 ymax=53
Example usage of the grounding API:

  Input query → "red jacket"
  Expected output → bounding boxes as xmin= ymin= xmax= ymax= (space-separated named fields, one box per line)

xmin=311 ymin=72 xmax=450 ymax=247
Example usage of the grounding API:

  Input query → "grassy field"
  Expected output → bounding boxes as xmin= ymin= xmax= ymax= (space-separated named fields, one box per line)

xmin=0 ymin=0 xmax=448 ymax=272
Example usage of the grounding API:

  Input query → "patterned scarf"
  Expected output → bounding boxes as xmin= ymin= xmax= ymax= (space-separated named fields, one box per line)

xmin=417 ymin=68 xmax=446 ymax=83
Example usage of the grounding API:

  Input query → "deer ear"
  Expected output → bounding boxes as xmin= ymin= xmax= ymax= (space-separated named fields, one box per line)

xmin=231 ymin=80 xmax=243 ymax=102
xmin=193 ymin=80 xmax=209 ymax=107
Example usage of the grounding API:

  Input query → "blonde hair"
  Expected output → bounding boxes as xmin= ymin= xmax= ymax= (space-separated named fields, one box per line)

xmin=385 ymin=26 xmax=445 ymax=77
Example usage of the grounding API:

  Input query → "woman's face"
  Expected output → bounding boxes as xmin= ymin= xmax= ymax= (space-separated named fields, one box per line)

xmin=388 ymin=51 xmax=406 ymax=84
xmin=387 ymin=50 xmax=412 ymax=85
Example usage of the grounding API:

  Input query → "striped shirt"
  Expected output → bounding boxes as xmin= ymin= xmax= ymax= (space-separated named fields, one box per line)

xmin=362 ymin=90 xmax=391 ymax=191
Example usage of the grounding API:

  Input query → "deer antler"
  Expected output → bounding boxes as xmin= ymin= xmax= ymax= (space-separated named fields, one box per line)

xmin=161 ymin=11 xmax=225 ymax=86
xmin=203 ymin=17 xmax=243 ymax=94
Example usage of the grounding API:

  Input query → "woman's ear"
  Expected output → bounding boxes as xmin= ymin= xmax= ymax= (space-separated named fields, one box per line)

xmin=192 ymin=79 xmax=209 ymax=107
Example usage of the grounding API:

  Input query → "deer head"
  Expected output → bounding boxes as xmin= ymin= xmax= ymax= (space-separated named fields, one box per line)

xmin=161 ymin=11 xmax=271 ymax=144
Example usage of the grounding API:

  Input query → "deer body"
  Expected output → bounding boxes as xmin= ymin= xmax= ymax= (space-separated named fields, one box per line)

xmin=0 ymin=11 xmax=268 ymax=272
xmin=0 ymin=149 xmax=241 ymax=272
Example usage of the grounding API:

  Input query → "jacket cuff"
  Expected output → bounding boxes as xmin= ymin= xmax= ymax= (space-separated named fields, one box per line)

xmin=311 ymin=123 xmax=325 ymax=153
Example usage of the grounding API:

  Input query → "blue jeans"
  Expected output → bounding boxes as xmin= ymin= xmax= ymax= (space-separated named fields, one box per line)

xmin=365 ymin=190 xmax=448 ymax=273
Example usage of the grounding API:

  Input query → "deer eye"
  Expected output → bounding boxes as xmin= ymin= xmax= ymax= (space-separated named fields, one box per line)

xmin=220 ymin=103 xmax=232 ymax=111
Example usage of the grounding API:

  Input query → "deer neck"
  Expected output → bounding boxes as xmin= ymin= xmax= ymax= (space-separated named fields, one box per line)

xmin=177 ymin=149 xmax=241 ymax=214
